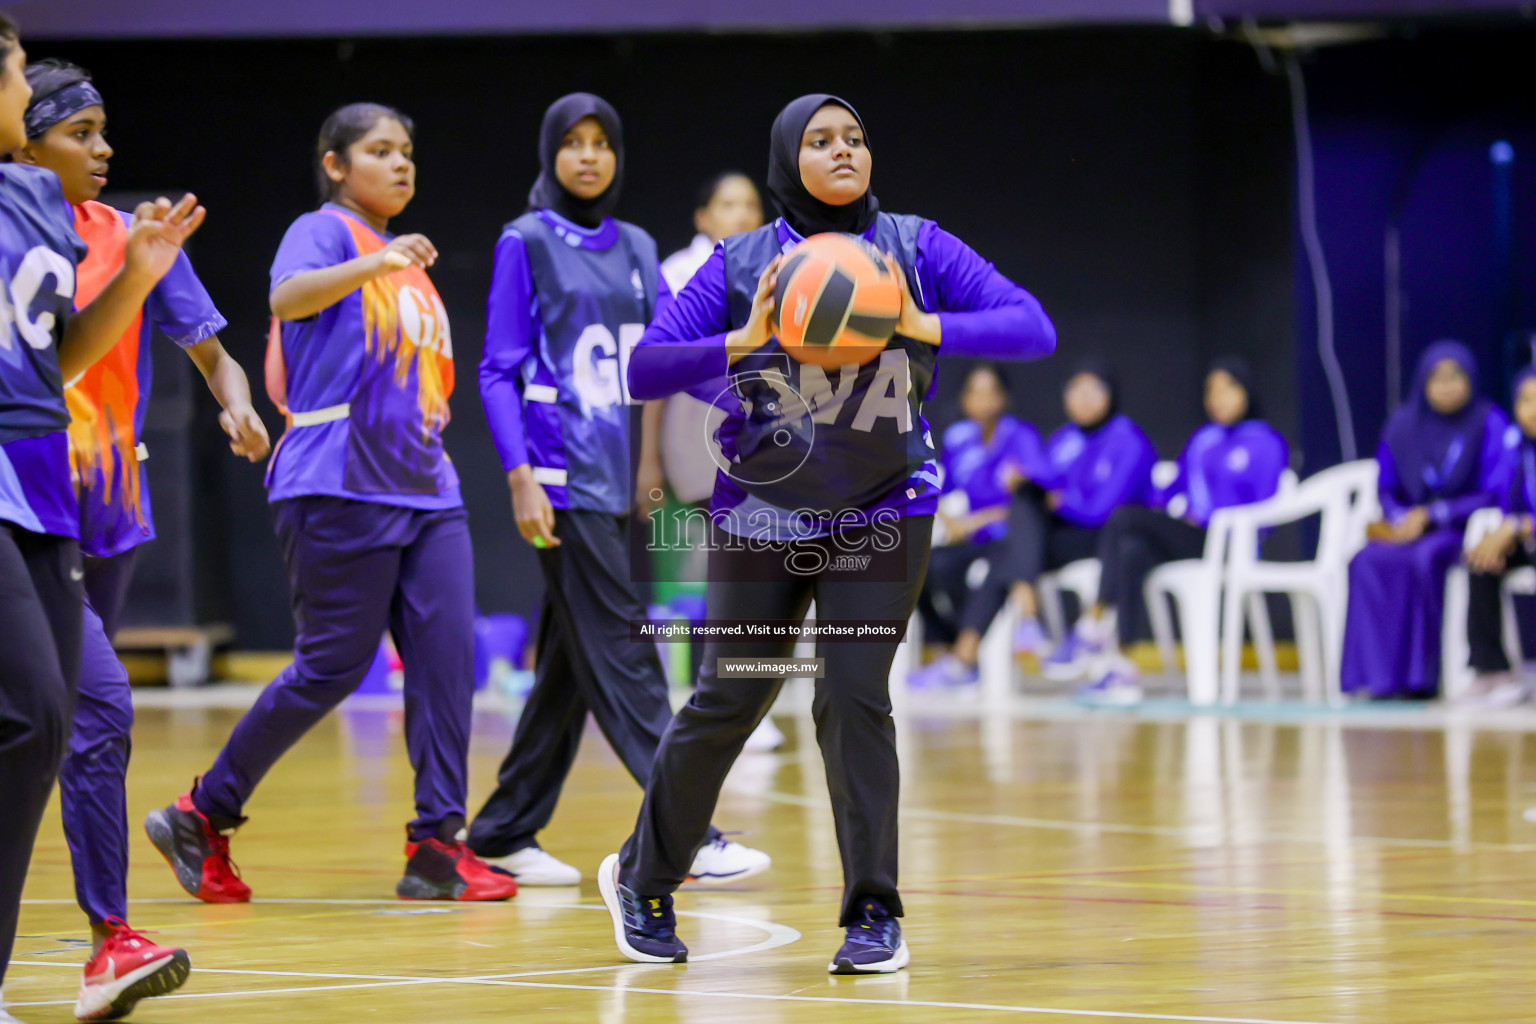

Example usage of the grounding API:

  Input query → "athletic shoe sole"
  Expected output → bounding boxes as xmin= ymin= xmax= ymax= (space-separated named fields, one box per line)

xmin=828 ymin=939 xmax=910 ymax=975
xmin=597 ymin=853 xmax=687 ymax=964
xmin=683 ymin=857 xmax=772 ymax=886
xmin=75 ymin=949 xmax=191 ymax=1021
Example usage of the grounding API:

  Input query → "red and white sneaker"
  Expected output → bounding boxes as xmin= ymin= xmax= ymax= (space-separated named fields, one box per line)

xmin=144 ymin=789 xmax=251 ymax=904
xmin=396 ymin=838 xmax=518 ymax=901
xmin=74 ymin=919 xmax=190 ymax=1021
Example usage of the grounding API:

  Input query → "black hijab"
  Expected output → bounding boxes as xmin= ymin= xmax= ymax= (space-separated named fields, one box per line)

xmin=766 ymin=94 xmax=879 ymax=237
xmin=1207 ymin=356 xmax=1262 ymax=421
xmin=526 ymin=93 xmax=623 ymax=228
xmin=1066 ymin=358 xmax=1119 ymax=432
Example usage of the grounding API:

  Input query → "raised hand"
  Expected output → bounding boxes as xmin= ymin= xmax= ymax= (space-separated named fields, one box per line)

xmin=125 ymin=194 xmax=207 ymax=288
xmin=378 ymin=234 xmax=438 ymax=273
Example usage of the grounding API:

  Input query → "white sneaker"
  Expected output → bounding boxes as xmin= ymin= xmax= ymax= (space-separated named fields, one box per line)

xmin=487 ymin=846 xmax=582 ymax=886
xmin=1479 ymin=673 xmax=1530 ymax=709
xmin=685 ymin=837 xmax=771 ymax=885
xmin=743 ymin=717 xmax=785 ymax=752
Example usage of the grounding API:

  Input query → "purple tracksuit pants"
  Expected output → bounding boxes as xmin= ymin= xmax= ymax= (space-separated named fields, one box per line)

xmin=59 ymin=547 xmax=138 ymax=924
xmin=195 ymin=497 xmax=476 ymax=842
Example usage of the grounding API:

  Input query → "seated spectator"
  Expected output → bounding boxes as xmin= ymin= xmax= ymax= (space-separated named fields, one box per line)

xmin=912 ymin=362 xmax=1154 ymax=688
xmin=1055 ymin=357 xmax=1288 ymax=706
xmin=1344 ymin=340 xmax=1509 ymax=701
xmin=1463 ymin=365 xmax=1536 ymax=707
xmin=913 ymin=364 xmax=1037 ymax=668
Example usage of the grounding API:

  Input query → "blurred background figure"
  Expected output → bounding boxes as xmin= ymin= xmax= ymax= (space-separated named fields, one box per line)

xmin=911 ymin=363 xmax=1037 ymax=684
xmin=1058 ymin=359 xmax=1289 ymax=706
xmin=1463 ymin=366 xmax=1536 ymax=707
xmin=1345 ymin=341 xmax=1509 ymax=701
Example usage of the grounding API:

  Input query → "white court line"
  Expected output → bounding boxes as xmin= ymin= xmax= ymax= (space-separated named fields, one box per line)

xmin=740 ymin=787 xmax=1536 ymax=853
xmin=4 ymin=962 xmax=1346 ymax=1024
xmin=17 ymin=902 xmax=801 ymax=969
xmin=5 ymin=979 xmax=441 ymax=1008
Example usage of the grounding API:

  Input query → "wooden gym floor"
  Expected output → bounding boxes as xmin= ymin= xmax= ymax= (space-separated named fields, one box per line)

xmin=7 ymin=685 xmax=1536 ymax=1023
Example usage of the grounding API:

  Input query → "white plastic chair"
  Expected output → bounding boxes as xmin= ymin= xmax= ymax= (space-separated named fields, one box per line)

xmin=1145 ymin=468 xmax=1301 ymax=706
xmin=1441 ymin=507 xmax=1535 ymax=701
xmin=1037 ymin=461 xmax=1180 ymax=642
xmin=1216 ymin=460 xmax=1379 ymax=706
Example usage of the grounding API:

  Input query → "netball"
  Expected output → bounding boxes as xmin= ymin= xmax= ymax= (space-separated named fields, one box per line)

xmin=771 ymin=232 xmax=901 ymax=369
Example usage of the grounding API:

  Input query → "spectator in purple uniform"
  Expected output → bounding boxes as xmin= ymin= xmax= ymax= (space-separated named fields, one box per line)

xmin=1056 ymin=358 xmax=1288 ymax=706
xmin=913 ymin=361 xmax=1156 ymax=688
xmin=912 ymin=363 xmax=1034 ymax=652
xmin=146 ymin=103 xmax=518 ymax=908
xmin=597 ymin=94 xmax=1055 ymax=975
xmin=469 ymin=94 xmax=768 ymax=888
xmin=1343 ymin=340 xmax=1510 ymax=701
xmin=1462 ymin=365 xmax=1536 ymax=708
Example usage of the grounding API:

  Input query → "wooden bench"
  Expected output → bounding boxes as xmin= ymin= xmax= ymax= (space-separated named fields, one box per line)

xmin=114 ymin=624 xmax=235 ymax=688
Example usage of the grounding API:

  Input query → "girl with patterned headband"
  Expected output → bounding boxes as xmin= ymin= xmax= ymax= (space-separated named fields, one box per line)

xmin=145 ymin=102 xmax=517 ymax=910
xmin=0 ymin=19 xmax=208 ymax=1021
xmin=10 ymin=55 xmax=270 ymax=1022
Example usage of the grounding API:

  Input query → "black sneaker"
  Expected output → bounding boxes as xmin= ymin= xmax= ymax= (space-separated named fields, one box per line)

xmin=597 ymin=853 xmax=688 ymax=963
xmin=828 ymin=897 xmax=909 ymax=974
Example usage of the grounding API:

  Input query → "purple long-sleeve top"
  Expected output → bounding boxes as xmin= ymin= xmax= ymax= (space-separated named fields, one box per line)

xmin=1029 ymin=414 xmax=1157 ymax=528
xmin=940 ymin=414 xmax=1040 ymax=544
xmin=1377 ymin=405 xmax=1511 ymax=530
xmin=1158 ymin=420 xmax=1290 ymax=527
xmin=628 ymin=218 xmax=1055 ymax=401
xmin=626 ymin=216 xmax=1055 ymax=528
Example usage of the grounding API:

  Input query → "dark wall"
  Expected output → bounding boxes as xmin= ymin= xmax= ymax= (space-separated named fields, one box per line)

xmin=1294 ymin=27 xmax=1536 ymax=472
xmin=34 ymin=29 xmax=1294 ymax=647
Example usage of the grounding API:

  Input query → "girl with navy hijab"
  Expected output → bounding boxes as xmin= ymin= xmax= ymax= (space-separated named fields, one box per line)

xmin=599 ymin=94 xmax=1055 ymax=975
xmin=1343 ymin=341 xmax=1510 ymax=700
xmin=1463 ymin=365 xmax=1536 ymax=707
xmin=1058 ymin=358 xmax=1288 ymax=705
xmin=471 ymin=94 xmax=766 ymax=888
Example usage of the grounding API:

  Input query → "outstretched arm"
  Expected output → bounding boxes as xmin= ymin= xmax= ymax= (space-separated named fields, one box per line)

xmin=60 ymin=194 xmax=206 ymax=380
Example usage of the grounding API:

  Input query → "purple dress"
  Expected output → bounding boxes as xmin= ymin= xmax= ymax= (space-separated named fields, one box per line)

xmin=1342 ymin=341 xmax=1513 ymax=698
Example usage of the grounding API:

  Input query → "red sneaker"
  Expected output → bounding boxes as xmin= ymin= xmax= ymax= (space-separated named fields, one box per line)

xmin=397 ymin=838 xmax=519 ymax=901
xmin=74 ymin=919 xmax=190 ymax=1021
xmin=144 ymin=789 xmax=251 ymax=904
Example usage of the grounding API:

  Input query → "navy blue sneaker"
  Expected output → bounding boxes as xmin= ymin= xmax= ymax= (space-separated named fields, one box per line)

xmin=598 ymin=853 xmax=688 ymax=963
xmin=828 ymin=897 xmax=909 ymax=974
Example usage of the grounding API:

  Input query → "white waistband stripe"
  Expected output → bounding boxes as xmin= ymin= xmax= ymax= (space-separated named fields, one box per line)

xmin=531 ymin=466 xmax=568 ymax=486
xmin=289 ymin=404 xmax=351 ymax=427
xmin=524 ymin=384 xmax=559 ymax=404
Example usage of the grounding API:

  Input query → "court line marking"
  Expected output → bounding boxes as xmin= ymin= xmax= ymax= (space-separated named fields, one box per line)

xmin=7 ymin=962 xmax=1345 ymax=1023
xmin=743 ymin=787 xmax=1536 ymax=853
xmin=17 ymin=902 xmax=799 ymax=964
